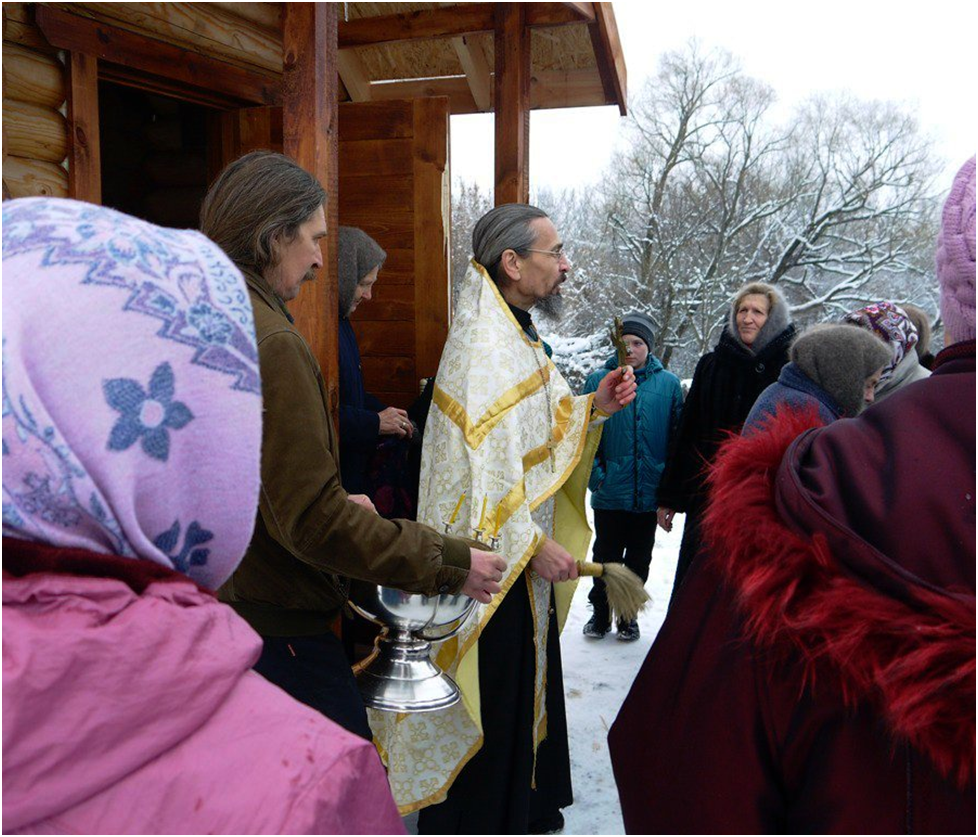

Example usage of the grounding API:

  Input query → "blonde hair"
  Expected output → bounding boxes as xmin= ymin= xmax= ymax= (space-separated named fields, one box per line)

xmin=732 ymin=282 xmax=778 ymax=317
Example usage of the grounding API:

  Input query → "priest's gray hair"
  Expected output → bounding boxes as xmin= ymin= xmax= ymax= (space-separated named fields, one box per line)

xmin=472 ymin=203 xmax=549 ymax=284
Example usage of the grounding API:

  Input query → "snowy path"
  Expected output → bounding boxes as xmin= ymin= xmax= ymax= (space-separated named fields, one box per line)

xmin=403 ymin=514 xmax=683 ymax=835
xmin=560 ymin=515 xmax=682 ymax=835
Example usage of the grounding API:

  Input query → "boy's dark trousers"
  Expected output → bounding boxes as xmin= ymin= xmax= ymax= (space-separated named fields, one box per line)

xmin=588 ymin=508 xmax=657 ymax=623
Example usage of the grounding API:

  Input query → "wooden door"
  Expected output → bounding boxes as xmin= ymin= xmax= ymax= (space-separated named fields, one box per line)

xmin=339 ymin=97 xmax=451 ymax=408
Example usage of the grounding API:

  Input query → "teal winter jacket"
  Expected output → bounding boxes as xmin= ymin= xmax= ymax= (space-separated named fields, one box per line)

xmin=583 ymin=354 xmax=683 ymax=512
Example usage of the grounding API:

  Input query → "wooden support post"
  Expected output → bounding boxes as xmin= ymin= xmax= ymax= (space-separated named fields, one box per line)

xmin=283 ymin=2 xmax=340 ymax=414
xmin=413 ymin=97 xmax=452 ymax=378
xmin=493 ymin=4 xmax=531 ymax=205
xmin=66 ymin=51 xmax=101 ymax=204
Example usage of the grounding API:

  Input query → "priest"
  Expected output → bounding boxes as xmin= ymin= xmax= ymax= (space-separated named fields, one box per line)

xmin=368 ymin=204 xmax=637 ymax=833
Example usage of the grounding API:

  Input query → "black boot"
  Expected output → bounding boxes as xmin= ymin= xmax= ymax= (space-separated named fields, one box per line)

xmin=583 ymin=613 xmax=610 ymax=638
xmin=616 ymin=619 xmax=640 ymax=642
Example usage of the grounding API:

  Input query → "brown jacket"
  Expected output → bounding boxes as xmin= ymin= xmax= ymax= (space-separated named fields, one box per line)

xmin=219 ymin=272 xmax=470 ymax=635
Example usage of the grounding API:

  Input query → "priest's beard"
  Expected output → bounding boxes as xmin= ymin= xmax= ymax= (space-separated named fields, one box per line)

xmin=534 ymin=291 xmax=565 ymax=322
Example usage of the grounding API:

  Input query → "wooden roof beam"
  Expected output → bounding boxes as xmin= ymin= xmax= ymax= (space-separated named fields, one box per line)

xmin=558 ymin=3 xmax=597 ymax=22
xmin=339 ymin=4 xmax=494 ymax=48
xmin=588 ymin=2 xmax=627 ymax=115
xmin=452 ymin=35 xmax=491 ymax=112
xmin=438 ymin=0 xmax=492 ymax=113
xmin=366 ymin=70 xmax=607 ymax=115
xmin=337 ymin=3 xmax=594 ymax=49
xmin=35 ymin=5 xmax=281 ymax=106
xmin=337 ymin=49 xmax=373 ymax=102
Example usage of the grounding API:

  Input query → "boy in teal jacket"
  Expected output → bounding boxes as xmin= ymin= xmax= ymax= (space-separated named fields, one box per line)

xmin=582 ymin=312 xmax=682 ymax=640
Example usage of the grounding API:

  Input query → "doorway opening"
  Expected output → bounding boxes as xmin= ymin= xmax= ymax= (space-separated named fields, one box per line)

xmin=99 ymin=82 xmax=213 ymax=229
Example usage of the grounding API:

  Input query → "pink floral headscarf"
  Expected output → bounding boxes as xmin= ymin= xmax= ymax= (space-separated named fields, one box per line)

xmin=2 ymin=198 xmax=262 ymax=589
xmin=842 ymin=301 xmax=919 ymax=385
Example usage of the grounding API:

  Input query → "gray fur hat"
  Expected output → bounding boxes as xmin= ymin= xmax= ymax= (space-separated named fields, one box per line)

xmin=728 ymin=282 xmax=791 ymax=352
xmin=621 ymin=310 xmax=655 ymax=349
xmin=338 ymin=226 xmax=386 ymax=317
xmin=790 ymin=324 xmax=892 ymax=417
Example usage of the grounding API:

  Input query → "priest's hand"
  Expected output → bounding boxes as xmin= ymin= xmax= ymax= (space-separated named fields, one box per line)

xmin=594 ymin=365 xmax=637 ymax=415
xmin=657 ymin=507 xmax=675 ymax=532
xmin=530 ymin=537 xmax=579 ymax=583
xmin=347 ymin=494 xmax=377 ymax=514
xmin=463 ymin=549 xmax=507 ymax=603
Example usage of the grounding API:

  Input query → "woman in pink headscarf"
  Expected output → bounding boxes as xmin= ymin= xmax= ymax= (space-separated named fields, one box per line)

xmin=2 ymin=198 xmax=404 ymax=835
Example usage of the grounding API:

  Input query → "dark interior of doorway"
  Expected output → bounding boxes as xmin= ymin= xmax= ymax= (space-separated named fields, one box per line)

xmin=99 ymin=82 xmax=212 ymax=229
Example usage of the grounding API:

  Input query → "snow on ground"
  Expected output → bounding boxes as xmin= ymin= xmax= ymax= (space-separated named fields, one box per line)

xmin=560 ymin=512 xmax=682 ymax=835
xmin=404 ymin=511 xmax=684 ymax=836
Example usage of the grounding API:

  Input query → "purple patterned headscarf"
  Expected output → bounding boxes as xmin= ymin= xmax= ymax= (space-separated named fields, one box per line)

xmin=2 ymin=198 xmax=262 ymax=589
xmin=842 ymin=301 xmax=919 ymax=385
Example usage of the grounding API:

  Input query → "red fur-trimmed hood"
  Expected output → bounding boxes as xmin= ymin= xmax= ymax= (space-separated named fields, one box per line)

xmin=703 ymin=405 xmax=976 ymax=787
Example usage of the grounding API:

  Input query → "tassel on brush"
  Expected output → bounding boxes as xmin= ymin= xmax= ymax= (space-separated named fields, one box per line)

xmin=576 ymin=561 xmax=650 ymax=623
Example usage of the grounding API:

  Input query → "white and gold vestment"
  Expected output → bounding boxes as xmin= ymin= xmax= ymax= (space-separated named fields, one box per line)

xmin=368 ymin=260 xmax=601 ymax=812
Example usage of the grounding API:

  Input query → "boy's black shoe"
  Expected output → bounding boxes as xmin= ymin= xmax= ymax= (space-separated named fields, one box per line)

xmin=617 ymin=619 xmax=640 ymax=642
xmin=582 ymin=614 xmax=610 ymax=638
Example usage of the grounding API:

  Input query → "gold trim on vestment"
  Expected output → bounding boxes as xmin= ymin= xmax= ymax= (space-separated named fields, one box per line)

xmin=470 ymin=259 xmax=543 ymax=350
xmin=455 ymin=534 xmax=541 ymax=666
xmin=527 ymin=572 xmax=551 ymax=784
xmin=432 ymin=364 xmax=551 ymax=450
xmin=522 ymin=393 xmax=573 ymax=472
xmin=486 ymin=393 xmax=576 ymax=544
xmin=529 ymin=393 xmax=596 ymax=513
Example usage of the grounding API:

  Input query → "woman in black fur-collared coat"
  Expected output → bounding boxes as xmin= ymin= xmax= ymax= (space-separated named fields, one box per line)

xmin=656 ymin=282 xmax=795 ymax=603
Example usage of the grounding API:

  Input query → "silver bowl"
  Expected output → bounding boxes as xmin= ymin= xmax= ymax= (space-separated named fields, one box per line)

xmin=349 ymin=587 xmax=476 ymax=713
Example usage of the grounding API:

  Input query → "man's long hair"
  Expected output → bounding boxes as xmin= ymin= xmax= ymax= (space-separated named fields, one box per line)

xmin=200 ymin=150 xmax=325 ymax=275
xmin=472 ymin=203 xmax=548 ymax=285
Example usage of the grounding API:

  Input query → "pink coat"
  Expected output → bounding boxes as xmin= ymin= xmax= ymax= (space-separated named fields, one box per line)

xmin=2 ymin=541 xmax=405 ymax=835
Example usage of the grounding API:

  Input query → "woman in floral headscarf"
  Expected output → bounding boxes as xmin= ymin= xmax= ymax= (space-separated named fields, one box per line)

xmin=843 ymin=300 xmax=931 ymax=402
xmin=1 ymin=198 xmax=404 ymax=835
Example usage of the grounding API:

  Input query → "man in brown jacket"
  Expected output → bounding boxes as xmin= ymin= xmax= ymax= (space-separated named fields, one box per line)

xmin=200 ymin=151 xmax=505 ymax=738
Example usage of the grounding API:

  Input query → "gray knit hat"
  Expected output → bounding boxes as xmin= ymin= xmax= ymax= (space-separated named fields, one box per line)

xmin=338 ymin=226 xmax=386 ymax=317
xmin=790 ymin=324 xmax=892 ymax=417
xmin=620 ymin=311 xmax=655 ymax=349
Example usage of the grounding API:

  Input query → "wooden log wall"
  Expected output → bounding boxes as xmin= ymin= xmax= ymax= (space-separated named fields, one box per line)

xmin=2 ymin=5 xmax=69 ymax=198
xmin=339 ymin=98 xmax=452 ymax=408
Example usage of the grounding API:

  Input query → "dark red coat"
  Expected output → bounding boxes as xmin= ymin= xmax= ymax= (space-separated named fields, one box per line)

xmin=609 ymin=342 xmax=976 ymax=834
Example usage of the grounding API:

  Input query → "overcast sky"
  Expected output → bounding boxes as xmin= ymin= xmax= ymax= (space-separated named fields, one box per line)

xmin=450 ymin=0 xmax=976 ymax=194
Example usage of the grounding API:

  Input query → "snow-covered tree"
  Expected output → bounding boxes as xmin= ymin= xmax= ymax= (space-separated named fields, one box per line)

xmin=449 ymin=44 xmax=943 ymax=380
